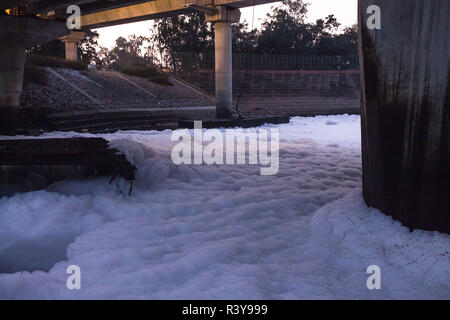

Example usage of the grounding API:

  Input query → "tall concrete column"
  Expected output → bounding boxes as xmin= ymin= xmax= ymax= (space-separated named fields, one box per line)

xmin=207 ymin=7 xmax=241 ymax=118
xmin=0 ymin=45 xmax=25 ymax=134
xmin=358 ymin=0 xmax=450 ymax=233
xmin=214 ymin=22 xmax=233 ymax=118
xmin=0 ymin=15 xmax=67 ymax=135
xmin=59 ymin=31 xmax=85 ymax=61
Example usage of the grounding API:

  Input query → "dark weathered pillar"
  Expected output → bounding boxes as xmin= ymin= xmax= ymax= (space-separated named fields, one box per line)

xmin=358 ymin=0 xmax=450 ymax=233
xmin=0 ymin=16 xmax=66 ymax=135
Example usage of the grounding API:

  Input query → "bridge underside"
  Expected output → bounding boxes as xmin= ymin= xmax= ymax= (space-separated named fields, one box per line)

xmin=0 ymin=0 xmax=275 ymax=28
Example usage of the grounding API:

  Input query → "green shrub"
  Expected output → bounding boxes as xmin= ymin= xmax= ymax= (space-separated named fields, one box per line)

xmin=121 ymin=64 xmax=173 ymax=86
xmin=121 ymin=64 xmax=159 ymax=77
xmin=27 ymin=55 xmax=88 ymax=71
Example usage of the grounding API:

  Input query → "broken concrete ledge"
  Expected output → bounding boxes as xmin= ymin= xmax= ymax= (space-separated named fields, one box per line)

xmin=178 ymin=115 xmax=291 ymax=129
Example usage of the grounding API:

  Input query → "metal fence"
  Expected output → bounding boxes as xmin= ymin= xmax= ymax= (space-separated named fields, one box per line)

xmin=172 ymin=52 xmax=360 ymax=71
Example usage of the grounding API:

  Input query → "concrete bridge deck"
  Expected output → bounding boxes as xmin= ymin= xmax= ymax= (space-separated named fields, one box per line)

xmin=1 ymin=0 xmax=279 ymax=28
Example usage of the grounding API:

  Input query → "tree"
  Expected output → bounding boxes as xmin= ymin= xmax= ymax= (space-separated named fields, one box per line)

xmin=309 ymin=15 xmax=341 ymax=55
xmin=257 ymin=0 xmax=358 ymax=55
xmin=79 ymin=30 xmax=100 ymax=65
xmin=97 ymin=35 xmax=157 ymax=70
xmin=232 ymin=22 xmax=259 ymax=54
xmin=26 ymin=40 xmax=65 ymax=58
xmin=151 ymin=12 xmax=214 ymax=69
xmin=151 ymin=12 xmax=263 ymax=69
xmin=257 ymin=0 xmax=312 ymax=54
xmin=27 ymin=30 xmax=101 ymax=65
xmin=333 ymin=24 xmax=358 ymax=55
xmin=96 ymin=46 xmax=113 ymax=69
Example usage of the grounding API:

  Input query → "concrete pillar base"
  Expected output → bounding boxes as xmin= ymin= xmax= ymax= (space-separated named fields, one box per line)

xmin=0 ymin=106 xmax=18 ymax=136
xmin=215 ymin=100 xmax=234 ymax=118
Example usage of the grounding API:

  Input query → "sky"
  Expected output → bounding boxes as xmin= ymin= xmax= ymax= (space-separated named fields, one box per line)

xmin=95 ymin=0 xmax=358 ymax=49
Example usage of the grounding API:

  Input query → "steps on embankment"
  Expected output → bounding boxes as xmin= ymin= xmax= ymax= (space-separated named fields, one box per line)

xmin=20 ymin=67 xmax=217 ymax=132
xmin=46 ymin=106 xmax=216 ymax=133
xmin=21 ymin=68 xmax=214 ymax=114
xmin=174 ymin=70 xmax=361 ymax=115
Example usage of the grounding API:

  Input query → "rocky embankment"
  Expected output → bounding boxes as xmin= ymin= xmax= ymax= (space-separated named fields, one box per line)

xmin=21 ymin=67 xmax=214 ymax=114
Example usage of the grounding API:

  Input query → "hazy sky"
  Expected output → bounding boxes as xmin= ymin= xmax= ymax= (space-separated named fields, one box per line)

xmin=95 ymin=0 xmax=358 ymax=49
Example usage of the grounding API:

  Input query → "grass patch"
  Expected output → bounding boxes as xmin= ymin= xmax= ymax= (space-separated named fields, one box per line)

xmin=121 ymin=64 xmax=173 ymax=86
xmin=148 ymin=73 xmax=173 ymax=86
xmin=27 ymin=55 xmax=88 ymax=71
xmin=121 ymin=64 xmax=159 ymax=77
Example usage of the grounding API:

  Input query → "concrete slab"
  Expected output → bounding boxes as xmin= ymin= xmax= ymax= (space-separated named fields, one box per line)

xmin=178 ymin=115 xmax=290 ymax=129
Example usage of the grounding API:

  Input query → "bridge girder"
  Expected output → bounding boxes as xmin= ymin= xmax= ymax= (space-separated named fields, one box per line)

xmin=79 ymin=0 xmax=280 ymax=29
xmin=1 ymin=0 xmax=280 ymax=24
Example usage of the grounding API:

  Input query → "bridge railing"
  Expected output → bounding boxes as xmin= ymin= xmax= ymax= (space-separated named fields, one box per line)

xmin=172 ymin=52 xmax=360 ymax=71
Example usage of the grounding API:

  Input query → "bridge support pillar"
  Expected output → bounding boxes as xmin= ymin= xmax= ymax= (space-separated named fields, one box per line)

xmin=0 ymin=15 xmax=67 ymax=135
xmin=358 ymin=0 xmax=450 ymax=233
xmin=0 ymin=45 xmax=25 ymax=135
xmin=207 ymin=7 xmax=241 ymax=118
xmin=59 ymin=31 xmax=85 ymax=61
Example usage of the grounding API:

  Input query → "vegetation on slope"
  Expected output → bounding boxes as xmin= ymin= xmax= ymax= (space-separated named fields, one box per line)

xmin=121 ymin=64 xmax=173 ymax=86
xmin=27 ymin=55 xmax=88 ymax=71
